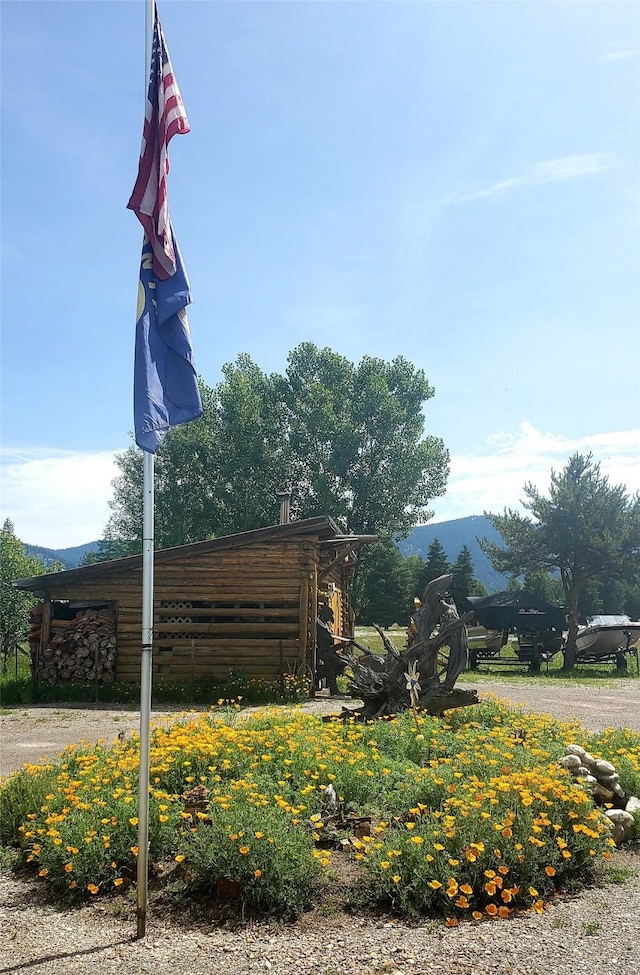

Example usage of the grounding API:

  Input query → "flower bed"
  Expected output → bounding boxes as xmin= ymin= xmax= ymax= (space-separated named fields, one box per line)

xmin=1 ymin=698 xmax=638 ymax=922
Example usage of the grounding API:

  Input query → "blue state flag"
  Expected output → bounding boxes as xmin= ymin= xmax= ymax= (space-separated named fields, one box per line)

xmin=134 ymin=230 xmax=203 ymax=453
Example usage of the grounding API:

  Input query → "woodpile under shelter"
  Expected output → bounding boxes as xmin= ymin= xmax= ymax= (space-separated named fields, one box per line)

xmin=15 ymin=517 xmax=376 ymax=687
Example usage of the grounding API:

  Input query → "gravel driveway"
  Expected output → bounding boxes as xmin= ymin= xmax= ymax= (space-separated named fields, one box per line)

xmin=1 ymin=679 xmax=639 ymax=975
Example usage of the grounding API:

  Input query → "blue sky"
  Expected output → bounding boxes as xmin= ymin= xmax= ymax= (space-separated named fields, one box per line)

xmin=1 ymin=0 xmax=639 ymax=548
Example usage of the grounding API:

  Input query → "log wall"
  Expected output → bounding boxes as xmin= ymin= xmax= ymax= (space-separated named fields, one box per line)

xmin=29 ymin=536 xmax=354 ymax=685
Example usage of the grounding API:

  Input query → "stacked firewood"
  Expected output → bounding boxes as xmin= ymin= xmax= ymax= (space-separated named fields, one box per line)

xmin=29 ymin=608 xmax=117 ymax=684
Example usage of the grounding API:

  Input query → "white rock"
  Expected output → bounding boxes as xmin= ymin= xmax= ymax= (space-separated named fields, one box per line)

xmin=608 ymin=821 xmax=626 ymax=845
xmin=559 ymin=754 xmax=582 ymax=771
xmin=605 ymin=808 xmax=634 ymax=825
xmin=598 ymin=772 xmax=620 ymax=786
xmin=595 ymin=759 xmax=616 ymax=776
xmin=566 ymin=744 xmax=586 ymax=759
xmin=625 ymin=795 xmax=640 ymax=817
xmin=605 ymin=808 xmax=636 ymax=841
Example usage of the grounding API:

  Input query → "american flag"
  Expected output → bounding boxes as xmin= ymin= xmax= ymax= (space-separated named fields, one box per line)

xmin=127 ymin=10 xmax=190 ymax=280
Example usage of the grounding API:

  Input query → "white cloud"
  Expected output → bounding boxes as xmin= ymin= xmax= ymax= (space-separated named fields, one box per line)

xmin=445 ymin=154 xmax=610 ymax=205
xmin=429 ymin=422 xmax=640 ymax=523
xmin=598 ymin=50 xmax=635 ymax=62
xmin=2 ymin=424 xmax=639 ymax=548
xmin=0 ymin=447 xmax=122 ymax=549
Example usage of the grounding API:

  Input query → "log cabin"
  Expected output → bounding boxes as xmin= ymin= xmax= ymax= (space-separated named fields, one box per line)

xmin=14 ymin=516 xmax=376 ymax=687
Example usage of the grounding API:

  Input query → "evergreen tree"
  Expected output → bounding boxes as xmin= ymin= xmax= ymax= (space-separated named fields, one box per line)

xmin=421 ymin=538 xmax=450 ymax=592
xmin=404 ymin=554 xmax=426 ymax=601
xmin=522 ymin=569 xmax=564 ymax=607
xmin=353 ymin=539 xmax=411 ymax=628
xmin=449 ymin=545 xmax=476 ymax=606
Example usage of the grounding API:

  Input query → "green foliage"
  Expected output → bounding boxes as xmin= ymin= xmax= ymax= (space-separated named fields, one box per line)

xmin=0 ymin=520 xmax=50 ymax=674
xmin=522 ymin=569 xmax=565 ymax=607
xmin=580 ymin=575 xmax=640 ymax=621
xmin=176 ymin=802 xmax=323 ymax=917
xmin=402 ymin=540 xmax=478 ymax=608
xmin=482 ymin=453 xmax=640 ymax=669
xmin=449 ymin=545 xmax=476 ymax=606
xmin=106 ymin=383 xmax=222 ymax=554
xmin=80 ymin=528 xmax=129 ymax=565
xmin=352 ymin=539 xmax=412 ymax=626
xmin=584 ymin=726 xmax=640 ymax=799
xmin=422 ymin=538 xmax=451 ymax=591
xmin=424 ymin=538 xmax=451 ymax=585
xmin=403 ymin=554 xmax=426 ymax=600
xmin=0 ymin=672 xmax=310 ymax=708
xmin=103 ymin=345 xmax=449 ymax=554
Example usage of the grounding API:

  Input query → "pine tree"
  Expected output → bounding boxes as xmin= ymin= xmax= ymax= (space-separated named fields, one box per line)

xmin=420 ymin=538 xmax=450 ymax=593
xmin=449 ymin=545 xmax=476 ymax=606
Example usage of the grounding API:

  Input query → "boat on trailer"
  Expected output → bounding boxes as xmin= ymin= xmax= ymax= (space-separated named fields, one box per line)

xmin=575 ymin=615 xmax=640 ymax=660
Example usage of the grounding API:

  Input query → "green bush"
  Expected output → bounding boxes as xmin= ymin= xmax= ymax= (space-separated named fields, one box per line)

xmin=175 ymin=801 xmax=323 ymax=917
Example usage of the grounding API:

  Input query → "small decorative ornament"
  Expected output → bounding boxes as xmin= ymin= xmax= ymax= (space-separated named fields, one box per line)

xmin=404 ymin=660 xmax=421 ymax=709
xmin=404 ymin=660 xmax=423 ymax=733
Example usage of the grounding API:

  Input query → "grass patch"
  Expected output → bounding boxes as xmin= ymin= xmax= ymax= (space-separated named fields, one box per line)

xmin=353 ymin=625 xmax=407 ymax=655
xmin=2 ymin=696 xmax=638 ymax=923
xmin=599 ymin=863 xmax=636 ymax=885
xmin=354 ymin=628 xmax=639 ymax=683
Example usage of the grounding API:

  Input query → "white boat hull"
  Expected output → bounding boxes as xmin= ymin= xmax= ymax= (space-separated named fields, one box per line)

xmin=576 ymin=617 xmax=640 ymax=659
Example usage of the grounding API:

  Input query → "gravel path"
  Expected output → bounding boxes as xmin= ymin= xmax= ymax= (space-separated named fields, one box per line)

xmin=1 ymin=856 xmax=639 ymax=975
xmin=1 ymin=679 xmax=639 ymax=974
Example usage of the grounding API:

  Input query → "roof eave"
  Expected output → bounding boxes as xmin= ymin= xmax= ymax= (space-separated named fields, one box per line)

xmin=12 ymin=515 xmax=348 ymax=593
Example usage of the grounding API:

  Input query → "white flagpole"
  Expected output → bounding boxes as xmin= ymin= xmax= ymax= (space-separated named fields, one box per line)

xmin=136 ymin=0 xmax=156 ymax=941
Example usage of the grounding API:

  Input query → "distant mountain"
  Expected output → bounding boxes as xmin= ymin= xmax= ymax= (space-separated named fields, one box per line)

xmin=23 ymin=516 xmax=506 ymax=586
xmin=397 ymin=515 xmax=509 ymax=594
xmin=25 ymin=541 xmax=100 ymax=570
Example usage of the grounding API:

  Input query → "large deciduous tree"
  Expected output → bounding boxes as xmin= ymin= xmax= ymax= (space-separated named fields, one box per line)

xmin=104 ymin=344 xmax=448 ymax=554
xmin=481 ymin=453 xmax=640 ymax=669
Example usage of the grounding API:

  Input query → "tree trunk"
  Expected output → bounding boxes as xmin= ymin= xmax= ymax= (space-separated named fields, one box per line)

xmin=561 ymin=570 xmax=580 ymax=671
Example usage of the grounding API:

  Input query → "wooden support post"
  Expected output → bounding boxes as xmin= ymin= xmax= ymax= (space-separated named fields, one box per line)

xmin=310 ymin=565 xmax=318 ymax=687
xmin=38 ymin=598 xmax=52 ymax=668
xmin=299 ymin=576 xmax=309 ymax=676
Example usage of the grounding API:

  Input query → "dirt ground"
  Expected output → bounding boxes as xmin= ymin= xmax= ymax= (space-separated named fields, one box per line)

xmin=2 ymin=678 xmax=640 ymax=778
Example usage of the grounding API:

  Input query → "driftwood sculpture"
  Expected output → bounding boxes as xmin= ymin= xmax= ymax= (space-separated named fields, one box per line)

xmin=340 ymin=575 xmax=479 ymax=719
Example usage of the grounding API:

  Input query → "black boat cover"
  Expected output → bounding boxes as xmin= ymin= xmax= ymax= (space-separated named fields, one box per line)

xmin=463 ymin=591 xmax=566 ymax=632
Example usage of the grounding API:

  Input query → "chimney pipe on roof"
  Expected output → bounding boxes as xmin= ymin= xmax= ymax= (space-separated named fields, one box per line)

xmin=276 ymin=488 xmax=291 ymax=525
